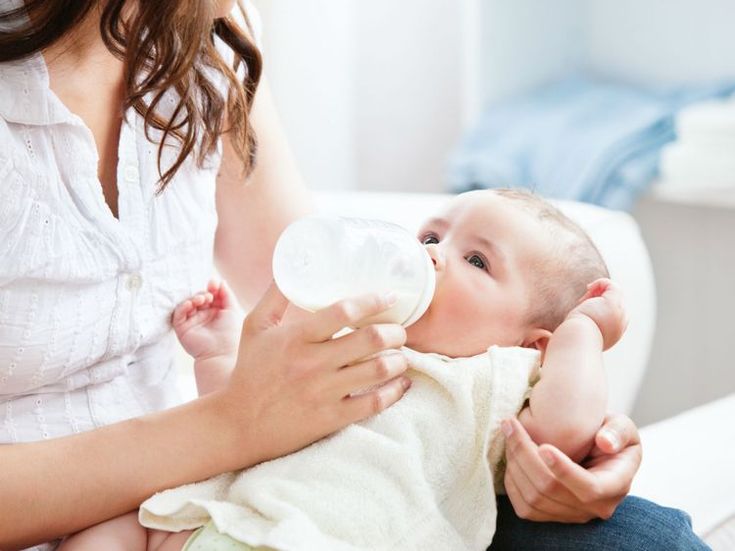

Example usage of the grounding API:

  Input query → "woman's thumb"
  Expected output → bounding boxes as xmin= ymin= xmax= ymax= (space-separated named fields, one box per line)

xmin=243 ymin=280 xmax=290 ymax=333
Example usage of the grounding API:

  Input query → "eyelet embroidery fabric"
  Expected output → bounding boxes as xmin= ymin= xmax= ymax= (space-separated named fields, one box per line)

xmin=0 ymin=1 xmax=262 ymax=549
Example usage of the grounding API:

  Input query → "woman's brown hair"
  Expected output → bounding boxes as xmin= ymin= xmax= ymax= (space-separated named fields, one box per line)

xmin=0 ymin=0 xmax=263 ymax=190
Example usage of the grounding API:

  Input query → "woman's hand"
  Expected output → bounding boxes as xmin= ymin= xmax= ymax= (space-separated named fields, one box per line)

xmin=221 ymin=282 xmax=411 ymax=465
xmin=502 ymin=414 xmax=642 ymax=523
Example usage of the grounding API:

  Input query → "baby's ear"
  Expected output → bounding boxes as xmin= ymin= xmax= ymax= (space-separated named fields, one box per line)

xmin=522 ymin=328 xmax=552 ymax=356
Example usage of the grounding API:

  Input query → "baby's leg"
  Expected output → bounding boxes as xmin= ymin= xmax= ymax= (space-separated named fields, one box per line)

xmin=147 ymin=529 xmax=194 ymax=551
xmin=58 ymin=510 xmax=193 ymax=551
xmin=57 ymin=511 xmax=146 ymax=551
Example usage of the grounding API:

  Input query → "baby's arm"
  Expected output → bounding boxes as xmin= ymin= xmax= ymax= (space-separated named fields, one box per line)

xmin=518 ymin=279 xmax=627 ymax=463
xmin=173 ymin=280 xmax=241 ymax=396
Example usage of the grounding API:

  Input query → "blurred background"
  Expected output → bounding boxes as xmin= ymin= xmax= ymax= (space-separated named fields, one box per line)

xmin=251 ymin=0 xmax=735 ymax=425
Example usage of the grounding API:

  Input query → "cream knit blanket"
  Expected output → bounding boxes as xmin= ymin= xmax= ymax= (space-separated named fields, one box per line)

xmin=140 ymin=346 xmax=540 ymax=550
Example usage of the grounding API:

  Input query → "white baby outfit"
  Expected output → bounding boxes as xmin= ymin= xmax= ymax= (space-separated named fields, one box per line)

xmin=140 ymin=346 xmax=541 ymax=551
xmin=0 ymin=1 xmax=260 ymax=549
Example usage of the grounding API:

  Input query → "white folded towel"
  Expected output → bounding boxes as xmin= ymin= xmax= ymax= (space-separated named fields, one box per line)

xmin=140 ymin=346 xmax=540 ymax=551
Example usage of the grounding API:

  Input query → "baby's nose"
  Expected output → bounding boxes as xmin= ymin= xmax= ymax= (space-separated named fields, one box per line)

xmin=424 ymin=244 xmax=446 ymax=271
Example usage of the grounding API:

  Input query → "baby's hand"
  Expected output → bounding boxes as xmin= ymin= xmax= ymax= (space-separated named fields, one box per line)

xmin=172 ymin=280 xmax=240 ymax=361
xmin=567 ymin=278 xmax=628 ymax=350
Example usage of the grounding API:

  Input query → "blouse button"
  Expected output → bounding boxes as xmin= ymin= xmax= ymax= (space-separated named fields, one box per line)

xmin=126 ymin=273 xmax=143 ymax=291
xmin=124 ymin=165 xmax=140 ymax=183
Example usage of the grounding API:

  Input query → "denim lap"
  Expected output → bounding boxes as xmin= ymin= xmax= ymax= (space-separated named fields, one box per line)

xmin=488 ymin=494 xmax=711 ymax=551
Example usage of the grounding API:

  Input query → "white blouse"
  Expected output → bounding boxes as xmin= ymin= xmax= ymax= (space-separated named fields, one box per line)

xmin=0 ymin=2 xmax=260 ymax=548
xmin=0 ymin=50 xmax=220 ymax=441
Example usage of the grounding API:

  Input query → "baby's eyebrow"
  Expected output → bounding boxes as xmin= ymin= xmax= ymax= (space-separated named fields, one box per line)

xmin=423 ymin=217 xmax=449 ymax=229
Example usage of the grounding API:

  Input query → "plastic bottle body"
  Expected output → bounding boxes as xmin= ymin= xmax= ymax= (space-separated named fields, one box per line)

xmin=273 ymin=216 xmax=435 ymax=327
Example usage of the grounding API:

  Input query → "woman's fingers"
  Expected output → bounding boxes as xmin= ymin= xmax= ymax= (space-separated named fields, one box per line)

xmin=504 ymin=419 xmax=565 ymax=494
xmin=504 ymin=419 xmax=580 ymax=502
xmin=342 ymin=375 xmax=411 ymax=421
xmin=538 ymin=442 xmax=635 ymax=519
xmin=503 ymin=471 xmax=593 ymax=523
xmin=325 ymin=324 xmax=406 ymax=370
xmin=301 ymin=293 xmax=398 ymax=342
xmin=536 ymin=444 xmax=604 ymax=503
xmin=504 ymin=456 xmax=585 ymax=520
xmin=243 ymin=280 xmax=290 ymax=333
xmin=333 ymin=350 xmax=408 ymax=394
xmin=225 ymin=288 xmax=413 ymax=464
xmin=594 ymin=413 xmax=641 ymax=455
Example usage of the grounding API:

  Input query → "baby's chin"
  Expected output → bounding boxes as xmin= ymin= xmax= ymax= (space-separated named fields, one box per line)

xmin=405 ymin=328 xmax=486 ymax=358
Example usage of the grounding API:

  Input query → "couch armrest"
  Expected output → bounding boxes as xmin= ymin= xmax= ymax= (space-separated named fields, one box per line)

xmin=631 ymin=394 xmax=735 ymax=537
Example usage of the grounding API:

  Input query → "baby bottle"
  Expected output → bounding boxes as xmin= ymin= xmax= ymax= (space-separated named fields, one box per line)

xmin=272 ymin=216 xmax=435 ymax=327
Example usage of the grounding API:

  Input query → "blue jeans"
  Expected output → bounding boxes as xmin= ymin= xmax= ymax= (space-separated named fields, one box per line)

xmin=488 ymin=495 xmax=711 ymax=550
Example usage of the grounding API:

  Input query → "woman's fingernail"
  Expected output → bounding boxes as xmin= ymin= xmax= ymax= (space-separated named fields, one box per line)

xmin=540 ymin=449 xmax=555 ymax=467
xmin=539 ymin=450 xmax=556 ymax=467
xmin=501 ymin=420 xmax=513 ymax=437
xmin=383 ymin=292 xmax=398 ymax=306
xmin=401 ymin=376 xmax=412 ymax=390
xmin=600 ymin=429 xmax=619 ymax=450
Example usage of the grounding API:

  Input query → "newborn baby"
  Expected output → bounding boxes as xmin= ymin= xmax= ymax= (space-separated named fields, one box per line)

xmin=59 ymin=189 xmax=626 ymax=551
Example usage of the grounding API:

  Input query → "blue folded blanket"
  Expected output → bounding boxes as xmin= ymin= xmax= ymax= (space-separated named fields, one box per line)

xmin=447 ymin=76 xmax=735 ymax=210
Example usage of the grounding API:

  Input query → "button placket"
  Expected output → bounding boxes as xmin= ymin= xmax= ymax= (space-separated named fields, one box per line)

xmin=126 ymin=272 xmax=143 ymax=291
xmin=123 ymin=164 xmax=140 ymax=183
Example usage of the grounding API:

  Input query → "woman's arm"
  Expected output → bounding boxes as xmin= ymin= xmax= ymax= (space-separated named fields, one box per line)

xmin=214 ymin=77 xmax=314 ymax=310
xmin=0 ymin=390 xmax=245 ymax=549
xmin=0 ymin=286 xmax=411 ymax=550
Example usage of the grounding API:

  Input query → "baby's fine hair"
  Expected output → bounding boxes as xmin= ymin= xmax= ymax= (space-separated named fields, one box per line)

xmin=493 ymin=188 xmax=610 ymax=331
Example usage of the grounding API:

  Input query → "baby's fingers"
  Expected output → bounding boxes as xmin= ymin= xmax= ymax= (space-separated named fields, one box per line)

xmin=582 ymin=278 xmax=612 ymax=300
xmin=172 ymin=292 xmax=215 ymax=327
xmin=191 ymin=291 xmax=214 ymax=308
xmin=211 ymin=280 xmax=235 ymax=310
xmin=172 ymin=300 xmax=194 ymax=325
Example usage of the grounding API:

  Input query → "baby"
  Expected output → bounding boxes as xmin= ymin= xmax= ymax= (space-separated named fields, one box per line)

xmin=59 ymin=189 xmax=625 ymax=551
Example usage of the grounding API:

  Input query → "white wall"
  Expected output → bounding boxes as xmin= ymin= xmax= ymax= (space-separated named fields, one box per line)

xmin=252 ymin=0 xmax=358 ymax=190
xmin=252 ymin=0 xmax=464 ymax=193
xmin=473 ymin=0 xmax=735 ymax=107
xmin=470 ymin=0 xmax=581 ymax=112
xmin=352 ymin=1 xmax=463 ymax=193
xmin=582 ymin=0 xmax=735 ymax=86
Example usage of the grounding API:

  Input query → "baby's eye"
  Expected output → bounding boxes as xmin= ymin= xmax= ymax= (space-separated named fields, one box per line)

xmin=421 ymin=234 xmax=439 ymax=245
xmin=466 ymin=254 xmax=488 ymax=271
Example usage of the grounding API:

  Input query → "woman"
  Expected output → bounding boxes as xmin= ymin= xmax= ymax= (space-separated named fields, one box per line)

xmin=0 ymin=1 xmax=706 ymax=550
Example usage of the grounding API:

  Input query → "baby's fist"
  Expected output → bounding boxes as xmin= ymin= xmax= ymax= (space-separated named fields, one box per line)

xmin=568 ymin=278 xmax=628 ymax=350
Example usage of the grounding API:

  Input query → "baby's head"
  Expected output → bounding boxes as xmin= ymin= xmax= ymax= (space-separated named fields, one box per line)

xmin=405 ymin=189 xmax=609 ymax=357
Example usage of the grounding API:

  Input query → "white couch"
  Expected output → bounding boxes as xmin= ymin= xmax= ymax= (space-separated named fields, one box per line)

xmin=178 ymin=190 xmax=733 ymax=547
